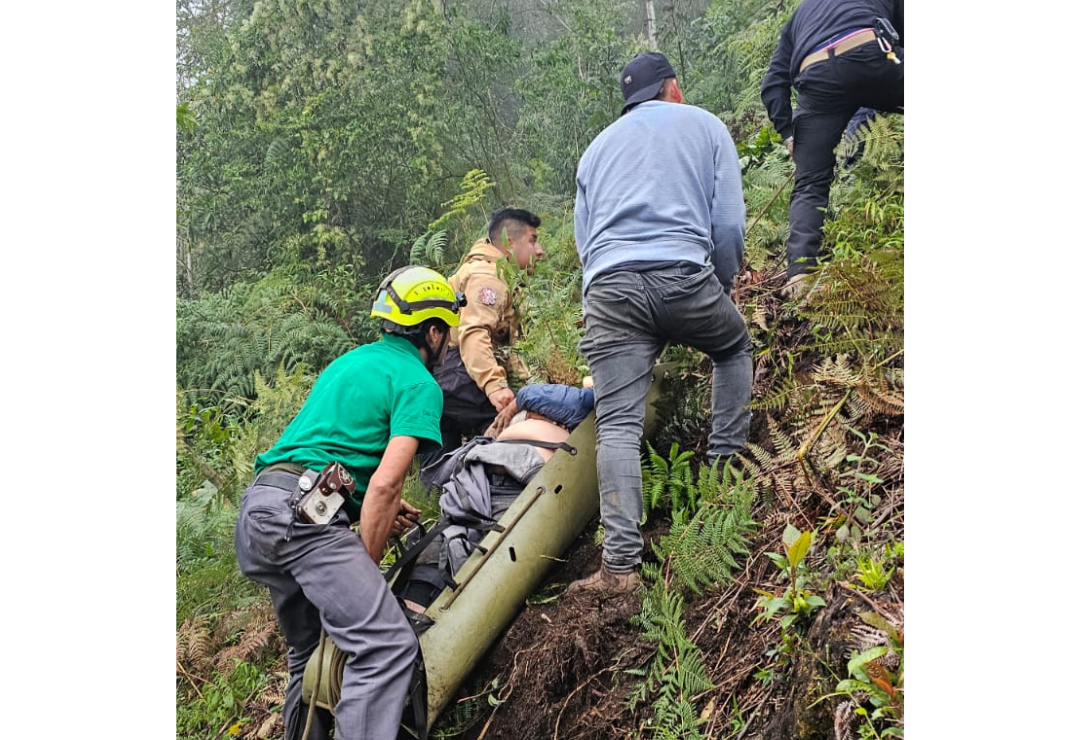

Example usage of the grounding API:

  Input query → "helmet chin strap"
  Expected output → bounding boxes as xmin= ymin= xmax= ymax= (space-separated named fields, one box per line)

xmin=424 ymin=327 xmax=450 ymax=371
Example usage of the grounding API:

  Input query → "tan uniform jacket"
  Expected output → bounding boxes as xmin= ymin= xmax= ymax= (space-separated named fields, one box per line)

xmin=448 ymin=239 xmax=530 ymax=396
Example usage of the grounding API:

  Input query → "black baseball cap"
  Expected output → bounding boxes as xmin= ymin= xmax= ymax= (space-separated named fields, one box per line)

xmin=620 ymin=52 xmax=676 ymax=115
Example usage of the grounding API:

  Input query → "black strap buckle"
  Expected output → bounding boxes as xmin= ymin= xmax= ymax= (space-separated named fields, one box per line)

xmin=873 ymin=17 xmax=899 ymax=45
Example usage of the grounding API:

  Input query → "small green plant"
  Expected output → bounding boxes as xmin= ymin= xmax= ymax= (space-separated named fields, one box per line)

xmin=814 ymin=611 xmax=904 ymax=739
xmin=753 ymin=524 xmax=827 ymax=630
xmin=853 ymin=555 xmax=895 ymax=592
xmin=833 ymin=427 xmax=891 ymax=544
xmin=736 ymin=125 xmax=784 ymax=171
xmin=728 ymin=695 xmax=747 ymax=735
xmin=430 ymin=675 xmax=498 ymax=738
xmin=642 ymin=441 xmax=697 ymax=518
xmin=176 ymin=661 xmax=270 ymax=740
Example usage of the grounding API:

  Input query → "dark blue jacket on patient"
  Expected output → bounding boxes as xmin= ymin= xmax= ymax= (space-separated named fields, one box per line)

xmin=516 ymin=384 xmax=595 ymax=431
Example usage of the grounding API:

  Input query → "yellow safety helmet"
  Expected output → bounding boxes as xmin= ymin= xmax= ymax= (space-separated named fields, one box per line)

xmin=370 ymin=266 xmax=466 ymax=329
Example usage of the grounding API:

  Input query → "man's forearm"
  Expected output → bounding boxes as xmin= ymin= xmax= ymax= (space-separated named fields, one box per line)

xmin=360 ymin=484 xmax=400 ymax=561
xmin=760 ymin=31 xmax=795 ymax=139
xmin=360 ymin=436 xmax=418 ymax=558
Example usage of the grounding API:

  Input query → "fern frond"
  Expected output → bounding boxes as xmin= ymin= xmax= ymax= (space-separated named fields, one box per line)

xmin=214 ymin=619 xmax=278 ymax=675
xmin=629 ymin=576 xmax=715 ymax=738
xmin=265 ymin=136 xmax=293 ymax=166
xmin=854 ymin=381 xmax=904 ymax=417
xmin=409 ymin=229 xmax=448 ymax=265
xmin=178 ymin=615 xmax=214 ymax=673
xmin=657 ymin=488 xmax=757 ymax=595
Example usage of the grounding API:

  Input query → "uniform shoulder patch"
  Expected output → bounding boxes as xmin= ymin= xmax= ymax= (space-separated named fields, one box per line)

xmin=477 ymin=286 xmax=498 ymax=306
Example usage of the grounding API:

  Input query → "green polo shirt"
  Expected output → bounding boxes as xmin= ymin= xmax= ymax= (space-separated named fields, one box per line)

xmin=255 ymin=333 xmax=443 ymax=520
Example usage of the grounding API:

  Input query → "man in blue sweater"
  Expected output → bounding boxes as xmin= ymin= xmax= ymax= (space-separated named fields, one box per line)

xmin=568 ymin=52 xmax=752 ymax=594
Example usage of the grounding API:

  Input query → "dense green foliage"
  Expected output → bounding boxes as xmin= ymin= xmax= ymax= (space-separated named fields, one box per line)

xmin=177 ymin=0 xmax=903 ymax=737
xmin=176 ymin=0 xmax=793 ymax=294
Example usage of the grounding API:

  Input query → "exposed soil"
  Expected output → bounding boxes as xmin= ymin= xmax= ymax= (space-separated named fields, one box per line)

xmin=439 ymin=498 xmax=903 ymax=740
xmin=452 ymin=523 xmax=661 ymax=740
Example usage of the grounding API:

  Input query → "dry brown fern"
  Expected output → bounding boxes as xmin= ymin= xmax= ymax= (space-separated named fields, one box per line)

xmin=854 ymin=383 xmax=904 ymax=417
xmin=178 ymin=615 xmax=213 ymax=673
xmin=814 ymin=352 xmax=904 ymax=421
xmin=215 ymin=618 xmax=279 ymax=675
xmin=751 ymin=302 xmax=769 ymax=332
xmin=834 ymin=699 xmax=858 ymax=740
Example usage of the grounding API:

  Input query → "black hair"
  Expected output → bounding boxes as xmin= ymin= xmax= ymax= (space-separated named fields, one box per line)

xmin=383 ymin=317 xmax=450 ymax=349
xmin=488 ymin=207 xmax=541 ymax=245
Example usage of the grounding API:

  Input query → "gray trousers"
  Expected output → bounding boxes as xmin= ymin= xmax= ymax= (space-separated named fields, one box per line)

xmin=234 ymin=472 xmax=418 ymax=740
xmin=579 ymin=264 xmax=752 ymax=571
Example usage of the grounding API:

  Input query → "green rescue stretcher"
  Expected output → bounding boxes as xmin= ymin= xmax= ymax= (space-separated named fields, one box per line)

xmin=302 ymin=363 xmax=672 ymax=732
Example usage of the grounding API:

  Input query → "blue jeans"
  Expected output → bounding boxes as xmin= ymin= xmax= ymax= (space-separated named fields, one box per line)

xmin=579 ymin=264 xmax=752 ymax=571
xmin=234 ymin=472 xmax=418 ymax=740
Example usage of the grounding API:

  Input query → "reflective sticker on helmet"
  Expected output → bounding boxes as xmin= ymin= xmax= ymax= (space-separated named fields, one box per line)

xmin=477 ymin=287 xmax=498 ymax=306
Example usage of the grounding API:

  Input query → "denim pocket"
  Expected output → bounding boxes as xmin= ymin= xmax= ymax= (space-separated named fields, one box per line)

xmin=652 ymin=266 xmax=714 ymax=301
xmin=586 ymin=277 xmax=634 ymax=305
xmin=237 ymin=492 xmax=292 ymax=565
xmin=581 ymin=282 xmax=644 ymax=349
xmin=583 ymin=278 xmax=631 ymax=323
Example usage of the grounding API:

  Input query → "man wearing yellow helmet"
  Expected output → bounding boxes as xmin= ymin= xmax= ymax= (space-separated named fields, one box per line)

xmin=234 ymin=266 xmax=464 ymax=740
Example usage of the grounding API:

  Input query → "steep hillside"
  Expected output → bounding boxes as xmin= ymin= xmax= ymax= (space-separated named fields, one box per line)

xmin=201 ymin=115 xmax=904 ymax=740
xmin=438 ymin=264 xmax=904 ymax=740
xmin=225 ymin=250 xmax=904 ymax=740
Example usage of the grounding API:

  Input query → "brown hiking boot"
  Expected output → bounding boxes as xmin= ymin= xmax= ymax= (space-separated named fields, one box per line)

xmin=566 ymin=564 xmax=641 ymax=594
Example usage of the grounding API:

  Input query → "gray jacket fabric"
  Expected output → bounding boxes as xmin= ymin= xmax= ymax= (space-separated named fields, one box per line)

xmin=423 ymin=437 xmax=546 ymax=577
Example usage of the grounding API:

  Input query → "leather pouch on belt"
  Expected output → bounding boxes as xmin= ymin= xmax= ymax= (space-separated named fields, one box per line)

xmin=296 ymin=461 xmax=356 ymax=524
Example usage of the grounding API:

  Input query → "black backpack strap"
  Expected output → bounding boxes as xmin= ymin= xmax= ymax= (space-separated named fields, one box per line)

xmin=489 ymin=437 xmax=577 ymax=455
xmin=384 ymin=517 xmax=452 ymax=597
xmin=397 ymin=625 xmax=430 ymax=740
xmin=454 ymin=509 xmax=505 ymax=532
xmin=388 ymin=527 xmax=440 ymax=740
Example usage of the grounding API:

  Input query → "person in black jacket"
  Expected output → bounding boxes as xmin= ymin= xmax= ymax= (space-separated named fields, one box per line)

xmin=760 ymin=0 xmax=903 ymax=297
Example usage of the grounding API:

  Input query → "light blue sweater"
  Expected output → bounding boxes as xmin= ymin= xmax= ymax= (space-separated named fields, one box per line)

xmin=574 ymin=100 xmax=746 ymax=293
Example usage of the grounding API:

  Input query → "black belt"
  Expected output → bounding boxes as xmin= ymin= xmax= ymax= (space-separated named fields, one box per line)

xmin=252 ymin=466 xmax=304 ymax=491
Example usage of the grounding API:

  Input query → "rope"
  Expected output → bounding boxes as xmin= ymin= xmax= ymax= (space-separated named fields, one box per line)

xmin=301 ymin=630 xmax=327 ymax=740
xmin=746 ymin=169 xmax=794 ymax=237
xmin=736 ymin=167 xmax=795 ymax=288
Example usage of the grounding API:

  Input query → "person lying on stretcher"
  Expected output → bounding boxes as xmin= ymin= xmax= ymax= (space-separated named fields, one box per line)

xmin=398 ymin=380 xmax=595 ymax=613
xmin=483 ymin=378 xmax=595 ymax=458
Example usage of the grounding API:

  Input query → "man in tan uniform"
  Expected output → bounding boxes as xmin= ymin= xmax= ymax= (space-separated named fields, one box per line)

xmin=421 ymin=208 xmax=545 ymax=478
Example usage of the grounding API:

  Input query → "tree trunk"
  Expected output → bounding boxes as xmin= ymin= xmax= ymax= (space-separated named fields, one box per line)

xmin=644 ymin=0 xmax=658 ymax=49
